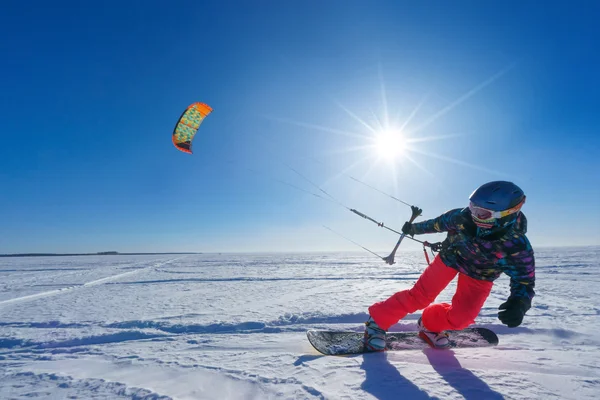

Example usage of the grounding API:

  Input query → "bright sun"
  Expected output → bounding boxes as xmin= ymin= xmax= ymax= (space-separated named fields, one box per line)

xmin=374 ymin=129 xmax=406 ymax=161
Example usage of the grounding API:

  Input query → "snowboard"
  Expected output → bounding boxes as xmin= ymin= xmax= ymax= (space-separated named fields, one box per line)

xmin=307 ymin=328 xmax=499 ymax=355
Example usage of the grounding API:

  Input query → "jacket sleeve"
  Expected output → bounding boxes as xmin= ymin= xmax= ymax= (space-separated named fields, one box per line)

xmin=503 ymin=238 xmax=535 ymax=306
xmin=411 ymin=209 xmax=463 ymax=235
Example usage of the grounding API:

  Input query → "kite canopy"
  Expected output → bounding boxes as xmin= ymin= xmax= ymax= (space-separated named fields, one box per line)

xmin=172 ymin=102 xmax=213 ymax=154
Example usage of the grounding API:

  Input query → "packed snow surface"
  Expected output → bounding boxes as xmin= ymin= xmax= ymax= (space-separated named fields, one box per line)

xmin=1 ymin=247 xmax=599 ymax=399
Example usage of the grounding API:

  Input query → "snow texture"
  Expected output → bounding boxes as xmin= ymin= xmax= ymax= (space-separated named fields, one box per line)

xmin=1 ymin=248 xmax=599 ymax=399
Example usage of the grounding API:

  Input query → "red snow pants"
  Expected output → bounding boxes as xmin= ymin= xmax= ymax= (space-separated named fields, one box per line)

xmin=368 ymin=255 xmax=493 ymax=332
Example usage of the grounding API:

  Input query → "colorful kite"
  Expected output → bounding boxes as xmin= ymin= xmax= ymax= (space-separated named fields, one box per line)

xmin=172 ymin=102 xmax=213 ymax=154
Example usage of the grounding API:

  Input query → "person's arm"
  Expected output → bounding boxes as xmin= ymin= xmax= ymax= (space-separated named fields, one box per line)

xmin=498 ymin=239 xmax=535 ymax=327
xmin=408 ymin=208 xmax=463 ymax=235
xmin=506 ymin=250 xmax=535 ymax=300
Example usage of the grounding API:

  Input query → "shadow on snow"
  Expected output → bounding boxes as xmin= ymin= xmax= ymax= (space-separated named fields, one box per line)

xmin=359 ymin=350 xmax=504 ymax=400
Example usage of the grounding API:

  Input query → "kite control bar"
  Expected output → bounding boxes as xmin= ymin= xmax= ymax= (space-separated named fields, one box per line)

xmin=382 ymin=206 xmax=422 ymax=265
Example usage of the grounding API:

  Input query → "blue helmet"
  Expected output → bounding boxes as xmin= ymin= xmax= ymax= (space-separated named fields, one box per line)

xmin=469 ymin=181 xmax=526 ymax=229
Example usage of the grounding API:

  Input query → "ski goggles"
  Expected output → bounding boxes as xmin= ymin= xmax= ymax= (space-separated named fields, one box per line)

xmin=469 ymin=197 xmax=526 ymax=223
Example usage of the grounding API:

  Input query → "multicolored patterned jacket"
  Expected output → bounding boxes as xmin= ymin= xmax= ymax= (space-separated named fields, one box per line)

xmin=412 ymin=208 xmax=535 ymax=303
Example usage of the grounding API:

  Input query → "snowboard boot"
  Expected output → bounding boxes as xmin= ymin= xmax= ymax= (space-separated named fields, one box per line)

xmin=417 ymin=317 xmax=450 ymax=349
xmin=363 ymin=316 xmax=386 ymax=351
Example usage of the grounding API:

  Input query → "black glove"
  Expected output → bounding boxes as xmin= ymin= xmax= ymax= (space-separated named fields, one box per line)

xmin=498 ymin=297 xmax=531 ymax=327
xmin=402 ymin=221 xmax=415 ymax=237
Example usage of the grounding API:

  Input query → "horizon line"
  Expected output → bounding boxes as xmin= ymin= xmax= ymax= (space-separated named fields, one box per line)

xmin=1 ymin=244 xmax=598 ymax=258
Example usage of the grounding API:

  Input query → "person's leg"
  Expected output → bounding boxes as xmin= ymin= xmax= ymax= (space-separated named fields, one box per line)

xmin=368 ymin=255 xmax=458 ymax=330
xmin=421 ymin=272 xmax=494 ymax=332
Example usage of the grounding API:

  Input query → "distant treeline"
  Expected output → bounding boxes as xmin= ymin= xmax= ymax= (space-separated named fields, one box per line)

xmin=0 ymin=252 xmax=201 ymax=258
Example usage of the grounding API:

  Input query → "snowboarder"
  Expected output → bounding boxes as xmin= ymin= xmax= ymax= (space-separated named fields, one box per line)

xmin=364 ymin=181 xmax=535 ymax=350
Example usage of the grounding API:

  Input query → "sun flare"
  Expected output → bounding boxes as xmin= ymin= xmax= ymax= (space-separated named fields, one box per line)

xmin=268 ymin=65 xmax=511 ymax=178
xmin=374 ymin=129 xmax=406 ymax=161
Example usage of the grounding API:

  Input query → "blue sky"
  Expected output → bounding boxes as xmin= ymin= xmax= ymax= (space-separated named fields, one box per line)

xmin=1 ymin=1 xmax=599 ymax=254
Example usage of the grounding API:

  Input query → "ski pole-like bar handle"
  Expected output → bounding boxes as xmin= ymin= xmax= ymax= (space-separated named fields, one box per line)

xmin=408 ymin=206 xmax=423 ymax=222
xmin=382 ymin=206 xmax=422 ymax=265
